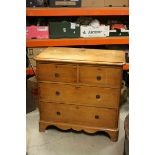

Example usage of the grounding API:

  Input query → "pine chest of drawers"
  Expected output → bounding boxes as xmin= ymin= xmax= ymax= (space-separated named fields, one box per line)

xmin=35 ymin=47 xmax=125 ymax=142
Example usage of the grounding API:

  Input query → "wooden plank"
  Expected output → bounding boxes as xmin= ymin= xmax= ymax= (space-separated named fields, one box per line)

xmin=35 ymin=47 xmax=125 ymax=66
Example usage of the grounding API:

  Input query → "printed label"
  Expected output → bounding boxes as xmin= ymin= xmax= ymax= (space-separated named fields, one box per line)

xmin=37 ymin=27 xmax=48 ymax=31
xmin=71 ymin=23 xmax=76 ymax=29
xmin=80 ymin=25 xmax=110 ymax=38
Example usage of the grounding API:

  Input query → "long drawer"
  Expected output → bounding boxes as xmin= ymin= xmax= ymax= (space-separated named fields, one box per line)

xmin=39 ymin=83 xmax=120 ymax=108
xmin=37 ymin=63 xmax=77 ymax=83
xmin=40 ymin=102 xmax=118 ymax=129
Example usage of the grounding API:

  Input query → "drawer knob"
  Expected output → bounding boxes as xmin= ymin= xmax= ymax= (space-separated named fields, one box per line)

xmin=95 ymin=115 xmax=99 ymax=119
xmin=96 ymin=76 xmax=101 ymax=81
xmin=96 ymin=95 xmax=101 ymax=99
xmin=56 ymin=112 xmax=61 ymax=115
xmin=56 ymin=91 xmax=60 ymax=96
xmin=54 ymin=73 xmax=60 ymax=78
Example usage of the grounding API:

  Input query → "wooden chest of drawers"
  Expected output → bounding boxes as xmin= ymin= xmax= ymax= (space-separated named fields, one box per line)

xmin=35 ymin=47 xmax=125 ymax=142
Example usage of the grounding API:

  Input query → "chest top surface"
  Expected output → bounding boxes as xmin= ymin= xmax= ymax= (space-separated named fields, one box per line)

xmin=35 ymin=47 xmax=125 ymax=66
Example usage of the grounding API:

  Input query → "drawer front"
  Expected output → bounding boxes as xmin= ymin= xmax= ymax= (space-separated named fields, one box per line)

xmin=79 ymin=65 xmax=122 ymax=88
xmin=37 ymin=63 xmax=77 ymax=83
xmin=40 ymin=102 xmax=118 ymax=129
xmin=39 ymin=83 xmax=120 ymax=108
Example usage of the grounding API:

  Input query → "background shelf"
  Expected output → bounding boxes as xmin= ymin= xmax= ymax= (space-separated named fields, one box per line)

xmin=26 ymin=7 xmax=129 ymax=16
xmin=26 ymin=37 xmax=129 ymax=47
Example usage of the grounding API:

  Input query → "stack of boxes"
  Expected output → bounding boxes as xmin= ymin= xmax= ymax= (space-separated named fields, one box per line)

xmin=82 ymin=0 xmax=129 ymax=7
xmin=26 ymin=0 xmax=129 ymax=39
xmin=26 ymin=22 xmax=129 ymax=39
xmin=104 ymin=0 xmax=128 ymax=7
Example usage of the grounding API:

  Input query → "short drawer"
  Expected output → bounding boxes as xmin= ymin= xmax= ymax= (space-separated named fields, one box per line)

xmin=79 ymin=65 xmax=122 ymax=88
xmin=37 ymin=63 xmax=77 ymax=83
xmin=40 ymin=102 xmax=118 ymax=129
xmin=39 ymin=83 xmax=120 ymax=108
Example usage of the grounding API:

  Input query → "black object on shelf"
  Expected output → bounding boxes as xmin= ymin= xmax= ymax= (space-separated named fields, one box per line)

xmin=26 ymin=0 xmax=48 ymax=7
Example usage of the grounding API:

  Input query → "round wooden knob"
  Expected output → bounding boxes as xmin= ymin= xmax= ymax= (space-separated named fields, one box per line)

xmin=56 ymin=112 xmax=61 ymax=115
xmin=96 ymin=76 xmax=101 ymax=81
xmin=95 ymin=115 xmax=99 ymax=119
xmin=96 ymin=95 xmax=101 ymax=99
xmin=54 ymin=73 xmax=60 ymax=78
xmin=56 ymin=91 xmax=60 ymax=96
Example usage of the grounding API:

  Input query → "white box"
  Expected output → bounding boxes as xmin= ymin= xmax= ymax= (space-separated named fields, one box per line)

xmin=80 ymin=25 xmax=110 ymax=38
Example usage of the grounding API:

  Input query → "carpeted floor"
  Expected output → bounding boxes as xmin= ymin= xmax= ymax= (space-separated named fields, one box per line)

xmin=26 ymin=102 xmax=129 ymax=155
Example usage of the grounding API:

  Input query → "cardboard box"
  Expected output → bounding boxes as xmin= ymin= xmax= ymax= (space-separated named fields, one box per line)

xmin=104 ymin=0 xmax=129 ymax=7
xmin=26 ymin=76 xmax=38 ymax=113
xmin=49 ymin=0 xmax=81 ymax=7
xmin=82 ymin=0 xmax=129 ymax=7
xmin=26 ymin=26 xmax=49 ymax=39
xmin=27 ymin=48 xmax=45 ymax=59
xmin=49 ymin=21 xmax=80 ymax=38
xmin=82 ymin=0 xmax=105 ymax=7
xmin=80 ymin=25 xmax=110 ymax=38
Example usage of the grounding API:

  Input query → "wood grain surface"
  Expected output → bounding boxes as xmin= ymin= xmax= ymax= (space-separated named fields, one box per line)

xmin=35 ymin=47 xmax=125 ymax=66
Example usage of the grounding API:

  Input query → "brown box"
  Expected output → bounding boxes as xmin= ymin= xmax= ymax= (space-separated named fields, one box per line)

xmin=49 ymin=0 xmax=81 ymax=7
xmin=104 ymin=0 xmax=129 ymax=7
xmin=26 ymin=76 xmax=38 ymax=113
xmin=82 ymin=0 xmax=105 ymax=7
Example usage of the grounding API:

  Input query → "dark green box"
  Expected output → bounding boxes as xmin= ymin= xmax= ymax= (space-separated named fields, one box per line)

xmin=49 ymin=21 xmax=80 ymax=39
